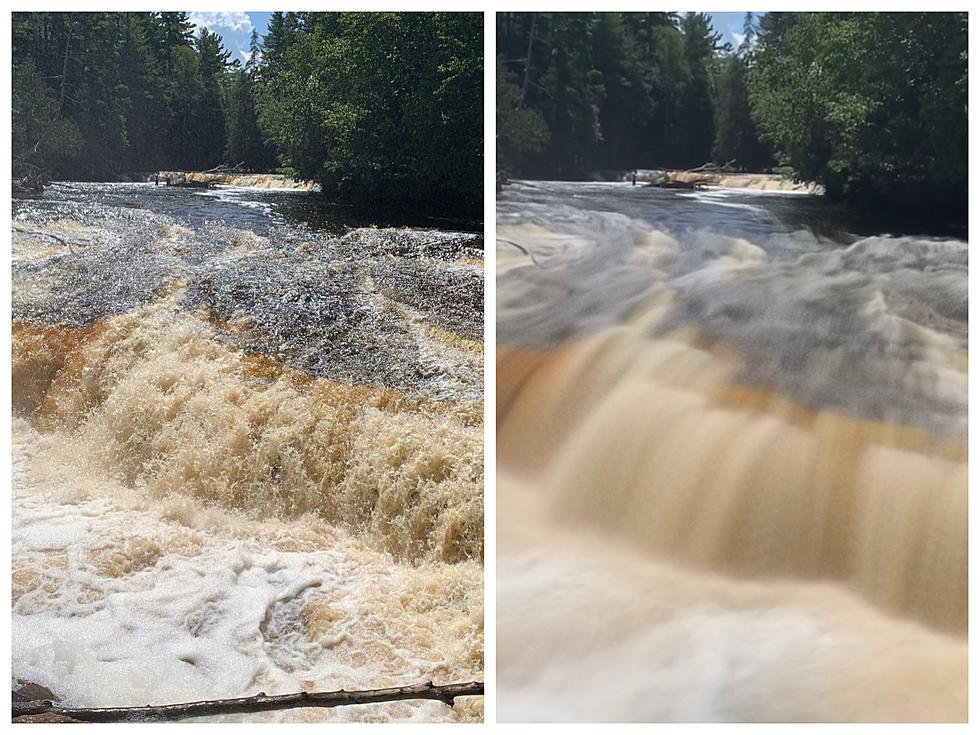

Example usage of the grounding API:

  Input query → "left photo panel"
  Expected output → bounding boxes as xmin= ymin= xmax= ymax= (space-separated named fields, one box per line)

xmin=11 ymin=11 xmax=484 ymax=723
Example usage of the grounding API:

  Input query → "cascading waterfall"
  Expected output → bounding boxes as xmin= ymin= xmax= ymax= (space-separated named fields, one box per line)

xmin=11 ymin=182 xmax=484 ymax=722
xmin=496 ymin=181 xmax=967 ymax=722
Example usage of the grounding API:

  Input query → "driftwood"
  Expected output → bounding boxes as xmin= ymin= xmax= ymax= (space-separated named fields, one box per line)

xmin=164 ymin=177 xmax=215 ymax=189
xmin=686 ymin=159 xmax=735 ymax=173
xmin=644 ymin=179 xmax=704 ymax=190
xmin=640 ymin=160 xmax=737 ymax=190
xmin=203 ymin=162 xmax=246 ymax=174
xmin=171 ymin=180 xmax=215 ymax=189
xmin=11 ymin=681 xmax=484 ymax=723
xmin=498 ymin=238 xmax=544 ymax=268
xmin=12 ymin=162 xmax=50 ymax=197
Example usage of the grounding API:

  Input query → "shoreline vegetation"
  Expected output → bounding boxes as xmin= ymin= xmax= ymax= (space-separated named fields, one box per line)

xmin=13 ymin=12 xmax=483 ymax=220
xmin=497 ymin=12 xmax=967 ymax=226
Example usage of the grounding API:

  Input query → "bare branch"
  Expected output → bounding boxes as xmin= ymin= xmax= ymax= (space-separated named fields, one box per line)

xmin=12 ymin=681 xmax=484 ymax=723
xmin=497 ymin=238 xmax=545 ymax=268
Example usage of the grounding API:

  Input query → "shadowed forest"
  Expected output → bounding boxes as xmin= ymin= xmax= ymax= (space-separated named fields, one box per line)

xmin=497 ymin=12 xmax=967 ymax=221
xmin=13 ymin=12 xmax=483 ymax=218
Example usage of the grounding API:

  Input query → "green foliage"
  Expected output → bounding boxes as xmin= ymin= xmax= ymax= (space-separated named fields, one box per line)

xmin=748 ymin=12 xmax=967 ymax=216
xmin=712 ymin=54 xmax=771 ymax=170
xmin=496 ymin=12 xmax=746 ymax=177
xmin=224 ymin=68 xmax=278 ymax=171
xmin=12 ymin=60 xmax=81 ymax=176
xmin=12 ymin=12 xmax=231 ymax=177
xmin=256 ymin=12 xmax=483 ymax=217
xmin=11 ymin=11 xmax=482 ymax=219
xmin=496 ymin=57 xmax=549 ymax=170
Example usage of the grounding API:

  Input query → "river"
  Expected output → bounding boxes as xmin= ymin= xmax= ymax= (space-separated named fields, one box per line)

xmin=497 ymin=181 xmax=966 ymax=722
xmin=11 ymin=181 xmax=484 ymax=722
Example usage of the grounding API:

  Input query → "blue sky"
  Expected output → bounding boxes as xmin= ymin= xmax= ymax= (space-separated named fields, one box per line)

xmin=186 ymin=12 xmax=272 ymax=64
xmin=708 ymin=12 xmax=755 ymax=49
xmin=189 ymin=12 xmax=755 ymax=65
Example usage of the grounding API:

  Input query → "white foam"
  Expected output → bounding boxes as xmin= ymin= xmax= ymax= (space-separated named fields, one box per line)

xmin=12 ymin=423 xmax=483 ymax=722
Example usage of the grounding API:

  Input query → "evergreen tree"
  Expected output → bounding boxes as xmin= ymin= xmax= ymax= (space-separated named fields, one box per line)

xmin=12 ymin=10 xmax=483 ymax=219
xmin=712 ymin=54 xmax=772 ymax=170
xmin=12 ymin=60 xmax=81 ymax=178
xmin=496 ymin=12 xmax=727 ymax=175
xmin=224 ymin=30 xmax=278 ymax=170
xmin=194 ymin=27 xmax=234 ymax=168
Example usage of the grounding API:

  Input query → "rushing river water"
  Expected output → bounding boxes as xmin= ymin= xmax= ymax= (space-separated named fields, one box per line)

xmin=11 ymin=182 xmax=484 ymax=722
xmin=497 ymin=181 xmax=966 ymax=722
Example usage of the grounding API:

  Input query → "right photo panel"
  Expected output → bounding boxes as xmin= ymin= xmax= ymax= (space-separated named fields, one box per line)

xmin=496 ymin=11 xmax=967 ymax=723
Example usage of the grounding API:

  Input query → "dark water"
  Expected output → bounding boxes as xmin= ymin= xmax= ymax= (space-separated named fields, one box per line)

xmin=498 ymin=180 xmax=966 ymax=243
xmin=14 ymin=181 xmax=482 ymax=235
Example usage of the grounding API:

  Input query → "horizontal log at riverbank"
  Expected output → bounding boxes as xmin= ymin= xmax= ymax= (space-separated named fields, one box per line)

xmin=13 ymin=681 xmax=484 ymax=722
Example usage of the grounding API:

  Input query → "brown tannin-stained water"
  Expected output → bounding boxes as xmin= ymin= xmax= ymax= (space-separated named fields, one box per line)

xmin=496 ymin=181 xmax=966 ymax=722
xmin=11 ymin=182 xmax=484 ymax=722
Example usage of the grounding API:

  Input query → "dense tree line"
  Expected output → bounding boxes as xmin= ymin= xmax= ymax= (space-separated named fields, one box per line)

xmin=497 ymin=12 xmax=769 ymax=178
xmin=13 ymin=13 xmax=234 ymax=178
xmin=257 ymin=12 xmax=483 ymax=216
xmin=749 ymin=12 xmax=967 ymax=219
xmin=498 ymin=11 xmax=967 ymax=220
xmin=12 ymin=12 xmax=483 ymax=218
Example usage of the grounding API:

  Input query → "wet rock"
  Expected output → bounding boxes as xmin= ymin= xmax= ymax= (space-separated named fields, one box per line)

xmin=13 ymin=680 xmax=59 ymax=703
xmin=13 ymin=713 xmax=85 ymax=723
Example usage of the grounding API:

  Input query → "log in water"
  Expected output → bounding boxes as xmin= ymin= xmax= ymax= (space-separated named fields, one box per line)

xmin=497 ymin=181 xmax=966 ymax=722
xmin=11 ymin=182 xmax=484 ymax=722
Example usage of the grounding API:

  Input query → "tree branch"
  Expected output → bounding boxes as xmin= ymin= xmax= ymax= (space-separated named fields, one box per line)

xmin=497 ymin=238 xmax=545 ymax=268
xmin=12 ymin=681 xmax=484 ymax=723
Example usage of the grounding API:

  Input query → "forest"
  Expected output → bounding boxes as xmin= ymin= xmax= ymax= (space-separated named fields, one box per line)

xmin=497 ymin=12 xmax=967 ymax=220
xmin=12 ymin=12 xmax=483 ymax=217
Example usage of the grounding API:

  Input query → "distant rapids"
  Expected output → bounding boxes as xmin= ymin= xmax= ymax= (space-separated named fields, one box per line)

xmin=11 ymin=182 xmax=484 ymax=722
xmin=496 ymin=181 xmax=966 ymax=722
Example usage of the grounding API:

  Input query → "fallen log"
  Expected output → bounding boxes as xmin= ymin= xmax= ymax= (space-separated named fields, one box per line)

xmin=12 ymin=681 xmax=484 ymax=723
xmin=177 ymin=180 xmax=215 ymax=189
xmin=164 ymin=178 xmax=215 ymax=189
xmin=644 ymin=179 xmax=705 ymax=190
xmin=12 ymin=165 xmax=49 ymax=196
xmin=202 ymin=161 xmax=245 ymax=174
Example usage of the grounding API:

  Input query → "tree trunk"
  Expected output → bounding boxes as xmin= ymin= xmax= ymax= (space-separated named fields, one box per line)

xmin=518 ymin=13 xmax=537 ymax=109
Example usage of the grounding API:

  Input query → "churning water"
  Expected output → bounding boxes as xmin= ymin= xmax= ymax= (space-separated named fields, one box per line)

xmin=497 ymin=181 xmax=966 ymax=722
xmin=12 ymin=182 xmax=484 ymax=722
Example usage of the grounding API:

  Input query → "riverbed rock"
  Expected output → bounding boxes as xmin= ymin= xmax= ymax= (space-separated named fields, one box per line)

xmin=13 ymin=713 xmax=85 ymax=723
xmin=13 ymin=680 xmax=59 ymax=703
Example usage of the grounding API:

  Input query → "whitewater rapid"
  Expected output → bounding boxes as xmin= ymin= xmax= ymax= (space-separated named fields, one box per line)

xmin=11 ymin=184 xmax=484 ymax=722
xmin=496 ymin=181 xmax=967 ymax=722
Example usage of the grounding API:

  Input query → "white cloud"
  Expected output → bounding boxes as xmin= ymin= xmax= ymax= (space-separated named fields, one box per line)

xmin=187 ymin=12 xmax=253 ymax=34
xmin=732 ymin=32 xmax=746 ymax=48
